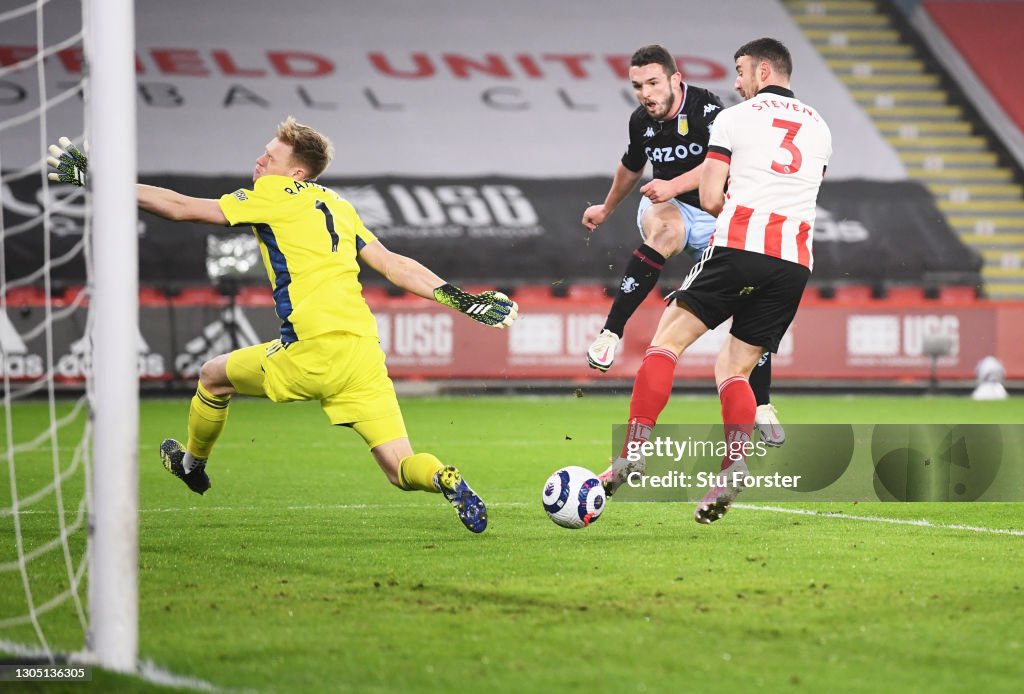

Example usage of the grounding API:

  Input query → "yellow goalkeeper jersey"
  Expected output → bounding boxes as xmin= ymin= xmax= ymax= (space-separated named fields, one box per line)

xmin=218 ymin=175 xmax=378 ymax=343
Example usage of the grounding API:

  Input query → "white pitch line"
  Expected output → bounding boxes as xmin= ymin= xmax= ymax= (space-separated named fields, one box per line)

xmin=11 ymin=501 xmax=1024 ymax=536
xmin=137 ymin=659 xmax=258 ymax=694
xmin=0 ymin=641 xmax=244 ymax=693
xmin=11 ymin=501 xmax=1024 ymax=539
xmin=734 ymin=504 xmax=1024 ymax=536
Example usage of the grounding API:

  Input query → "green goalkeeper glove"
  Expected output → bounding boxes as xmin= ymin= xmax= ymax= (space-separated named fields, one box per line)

xmin=46 ymin=137 xmax=88 ymax=187
xmin=433 ymin=284 xmax=519 ymax=328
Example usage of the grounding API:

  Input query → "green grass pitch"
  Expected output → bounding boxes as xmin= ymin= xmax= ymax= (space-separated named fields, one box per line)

xmin=2 ymin=394 xmax=1023 ymax=693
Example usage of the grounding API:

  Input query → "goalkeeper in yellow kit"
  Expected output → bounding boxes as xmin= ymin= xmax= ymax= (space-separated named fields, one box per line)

xmin=47 ymin=120 xmax=517 ymax=533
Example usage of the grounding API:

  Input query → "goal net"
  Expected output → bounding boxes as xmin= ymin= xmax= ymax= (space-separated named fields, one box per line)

xmin=1 ymin=0 xmax=138 ymax=671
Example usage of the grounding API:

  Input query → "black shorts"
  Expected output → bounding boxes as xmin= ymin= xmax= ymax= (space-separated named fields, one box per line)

xmin=667 ymin=246 xmax=809 ymax=353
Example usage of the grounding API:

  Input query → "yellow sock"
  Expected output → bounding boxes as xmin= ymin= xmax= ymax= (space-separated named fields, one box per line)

xmin=398 ymin=453 xmax=444 ymax=492
xmin=186 ymin=382 xmax=231 ymax=459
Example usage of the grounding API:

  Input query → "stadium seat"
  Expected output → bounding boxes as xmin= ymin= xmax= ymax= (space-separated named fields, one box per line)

xmin=361 ymin=286 xmax=389 ymax=305
xmin=938 ymin=285 xmax=981 ymax=304
xmin=567 ymin=284 xmax=608 ymax=302
xmin=169 ymin=286 xmax=224 ymax=306
xmin=460 ymin=284 xmax=495 ymax=296
xmin=236 ymin=285 xmax=274 ymax=307
xmin=885 ymin=286 xmax=926 ymax=302
xmin=832 ymin=285 xmax=873 ymax=303
xmin=383 ymin=285 xmax=431 ymax=304
xmin=550 ymin=282 xmax=570 ymax=298
xmin=512 ymin=285 xmax=554 ymax=302
xmin=51 ymin=285 xmax=87 ymax=307
xmin=138 ymin=286 xmax=169 ymax=306
xmin=3 ymin=286 xmax=47 ymax=306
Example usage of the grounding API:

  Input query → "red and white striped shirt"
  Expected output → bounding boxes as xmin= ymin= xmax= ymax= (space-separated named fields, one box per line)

xmin=706 ymin=86 xmax=832 ymax=269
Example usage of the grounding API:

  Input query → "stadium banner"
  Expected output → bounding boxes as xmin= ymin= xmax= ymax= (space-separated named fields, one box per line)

xmin=0 ymin=0 xmax=904 ymax=180
xmin=608 ymin=424 xmax=1024 ymax=502
xmin=2 ymin=175 xmax=980 ymax=287
xmin=2 ymin=293 xmax=1023 ymax=383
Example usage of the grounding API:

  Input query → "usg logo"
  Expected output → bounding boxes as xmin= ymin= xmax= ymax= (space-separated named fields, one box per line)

xmin=385 ymin=185 xmax=539 ymax=228
xmin=847 ymin=314 xmax=959 ymax=360
xmin=903 ymin=315 xmax=959 ymax=357
xmin=509 ymin=314 xmax=563 ymax=356
xmin=508 ymin=313 xmax=604 ymax=358
xmin=377 ymin=312 xmax=453 ymax=358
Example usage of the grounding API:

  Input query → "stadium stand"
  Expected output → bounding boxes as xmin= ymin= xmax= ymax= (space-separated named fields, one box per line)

xmin=783 ymin=0 xmax=1024 ymax=299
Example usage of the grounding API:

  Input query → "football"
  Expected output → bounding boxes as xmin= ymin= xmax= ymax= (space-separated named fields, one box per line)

xmin=542 ymin=466 xmax=606 ymax=529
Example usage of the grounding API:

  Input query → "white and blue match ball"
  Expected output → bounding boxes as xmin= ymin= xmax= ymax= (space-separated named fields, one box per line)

xmin=542 ymin=466 xmax=606 ymax=529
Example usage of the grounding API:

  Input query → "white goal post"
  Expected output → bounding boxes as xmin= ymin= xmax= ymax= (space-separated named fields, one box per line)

xmin=86 ymin=0 xmax=138 ymax=672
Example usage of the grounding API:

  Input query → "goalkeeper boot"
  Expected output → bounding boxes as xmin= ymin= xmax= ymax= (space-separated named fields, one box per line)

xmin=694 ymin=459 xmax=748 ymax=525
xmin=587 ymin=329 xmax=621 ymax=372
xmin=159 ymin=439 xmax=211 ymax=495
xmin=598 ymin=453 xmax=646 ymax=497
xmin=434 ymin=465 xmax=487 ymax=533
xmin=754 ymin=403 xmax=785 ymax=447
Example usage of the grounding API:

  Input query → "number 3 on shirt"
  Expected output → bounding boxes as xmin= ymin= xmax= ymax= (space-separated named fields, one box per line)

xmin=770 ymin=118 xmax=803 ymax=174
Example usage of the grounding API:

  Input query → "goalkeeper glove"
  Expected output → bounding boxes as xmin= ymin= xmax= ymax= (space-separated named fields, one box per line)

xmin=433 ymin=284 xmax=518 ymax=328
xmin=46 ymin=137 xmax=88 ymax=187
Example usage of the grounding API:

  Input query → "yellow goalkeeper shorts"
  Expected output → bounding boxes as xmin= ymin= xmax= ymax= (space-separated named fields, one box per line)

xmin=226 ymin=332 xmax=407 ymax=446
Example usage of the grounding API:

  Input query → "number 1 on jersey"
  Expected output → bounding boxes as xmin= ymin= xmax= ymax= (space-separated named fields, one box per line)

xmin=315 ymin=200 xmax=340 ymax=252
xmin=770 ymin=118 xmax=803 ymax=174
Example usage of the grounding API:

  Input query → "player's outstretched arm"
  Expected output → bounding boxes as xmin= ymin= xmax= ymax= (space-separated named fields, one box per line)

xmin=358 ymin=240 xmax=518 ymax=328
xmin=583 ymin=163 xmax=644 ymax=231
xmin=46 ymin=137 xmax=88 ymax=187
xmin=47 ymin=137 xmax=227 ymax=224
xmin=137 ymin=184 xmax=228 ymax=224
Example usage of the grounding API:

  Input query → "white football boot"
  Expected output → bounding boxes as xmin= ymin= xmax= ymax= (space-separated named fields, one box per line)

xmin=587 ymin=329 xmax=621 ymax=372
xmin=754 ymin=403 xmax=785 ymax=447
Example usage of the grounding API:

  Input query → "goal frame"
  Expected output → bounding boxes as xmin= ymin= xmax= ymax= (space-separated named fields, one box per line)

xmin=86 ymin=0 xmax=138 ymax=672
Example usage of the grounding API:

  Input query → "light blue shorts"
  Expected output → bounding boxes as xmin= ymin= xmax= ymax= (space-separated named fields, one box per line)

xmin=636 ymin=196 xmax=716 ymax=260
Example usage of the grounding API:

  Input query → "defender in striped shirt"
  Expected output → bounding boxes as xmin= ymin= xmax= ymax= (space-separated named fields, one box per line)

xmin=600 ymin=38 xmax=831 ymax=525
xmin=704 ymin=55 xmax=832 ymax=268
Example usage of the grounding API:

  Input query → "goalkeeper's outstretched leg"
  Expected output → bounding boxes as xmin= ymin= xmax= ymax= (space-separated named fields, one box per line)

xmin=362 ymin=429 xmax=488 ymax=534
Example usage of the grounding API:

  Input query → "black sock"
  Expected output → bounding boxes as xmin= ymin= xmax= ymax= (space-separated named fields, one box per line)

xmin=603 ymin=244 xmax=666 ymax=337
xmin=750 ymin=351 xmax=772 ymax=406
